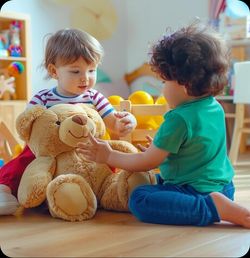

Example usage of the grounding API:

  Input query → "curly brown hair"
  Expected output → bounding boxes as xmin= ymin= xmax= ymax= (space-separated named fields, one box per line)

xmin=149 ymin=22 xmax=230 ymax=96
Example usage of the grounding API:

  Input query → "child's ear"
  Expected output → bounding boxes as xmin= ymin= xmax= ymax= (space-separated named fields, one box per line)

xmin=47 ymin=64 xmax=58 ymax=79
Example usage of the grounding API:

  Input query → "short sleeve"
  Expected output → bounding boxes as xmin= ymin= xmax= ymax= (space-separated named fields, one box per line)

xmin=90 ymin=90 xmax=114 ymax=118
xmin=26 ymin=94 xmax=46 ymax=109
xmin=153 ymin=111 xmax=187 ymax=154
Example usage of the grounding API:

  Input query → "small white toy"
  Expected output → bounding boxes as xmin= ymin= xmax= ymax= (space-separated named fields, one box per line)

xmin=0 ymin=75 xmax=16 ymax=100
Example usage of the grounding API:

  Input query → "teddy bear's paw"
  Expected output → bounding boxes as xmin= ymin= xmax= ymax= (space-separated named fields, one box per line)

xmin=118 ymin=170 xmax=157 ymax=205
xmin=100 ymin=170 xmax=157 ymax=212
xmin=46 ymin=174 xmax=97 ymax=221
xmin=127 ymin=170 xmax=157 ymax=196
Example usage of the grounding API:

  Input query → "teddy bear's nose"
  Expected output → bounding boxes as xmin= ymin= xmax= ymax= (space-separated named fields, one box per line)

xmin=72 ymin=115 xmax=87 ymax=125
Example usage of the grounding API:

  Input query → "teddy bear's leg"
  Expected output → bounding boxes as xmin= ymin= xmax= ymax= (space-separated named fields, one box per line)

xmin=46 ymin=174 xmax=97 ymax=222
xmin=100 ymin=170 xmax=157 ymax=212
xmin=17 ymin=157 xmax=56 ymax=208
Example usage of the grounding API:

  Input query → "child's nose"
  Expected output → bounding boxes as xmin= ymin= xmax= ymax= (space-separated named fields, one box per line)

xmin=80 ymin=76 xmax=88 ymax=83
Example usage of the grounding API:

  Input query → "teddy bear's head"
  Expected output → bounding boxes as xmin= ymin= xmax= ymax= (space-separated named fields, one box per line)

xmin=16 ymin=103 xmax=106 ymax=157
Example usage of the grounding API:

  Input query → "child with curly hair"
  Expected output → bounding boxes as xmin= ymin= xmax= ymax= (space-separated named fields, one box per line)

xmin=77 ymin=22 xmax=250 ymax=228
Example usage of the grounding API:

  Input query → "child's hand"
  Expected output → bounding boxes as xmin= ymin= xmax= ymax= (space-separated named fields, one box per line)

xmin=114 ymin=112 xmax=137 ymax=136
xmin=137 ymin=135 xmax=153 ymax=152
xmin=76 ymin=133 xmax=112 ymax=163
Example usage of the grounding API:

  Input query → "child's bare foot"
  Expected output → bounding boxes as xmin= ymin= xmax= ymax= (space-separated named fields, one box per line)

xmin=210 ymin=192 xmax=250 ymax=228
xmin=0 ymin=184 xmax=19 ymax=215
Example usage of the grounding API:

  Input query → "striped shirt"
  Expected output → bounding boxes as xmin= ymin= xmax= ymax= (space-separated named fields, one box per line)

xmin=27 ymin=87 xmax=114 ymax=118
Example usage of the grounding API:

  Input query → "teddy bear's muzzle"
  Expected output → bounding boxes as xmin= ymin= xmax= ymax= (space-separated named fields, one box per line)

xmin=59 ymin=115 xmax=96 ymax=147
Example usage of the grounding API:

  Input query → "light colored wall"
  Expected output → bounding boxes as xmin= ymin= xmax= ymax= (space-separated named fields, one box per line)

xmin=1 ymin=0 xmax=208 ymax=98
xmin=126 ymin=0 xmax=209 ymax=73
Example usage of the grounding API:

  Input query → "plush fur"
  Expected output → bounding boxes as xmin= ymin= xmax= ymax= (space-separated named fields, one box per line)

xmin=16 ymin=103 xmax=156 ymax=221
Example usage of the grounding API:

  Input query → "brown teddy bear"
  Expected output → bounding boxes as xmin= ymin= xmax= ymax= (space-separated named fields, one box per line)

xmin=16 ymin=103 xmax=156 ymax=221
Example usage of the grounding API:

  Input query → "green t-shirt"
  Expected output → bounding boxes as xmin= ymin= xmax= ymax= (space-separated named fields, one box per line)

xmin=153 ymin=96 xmax=234 ymax=193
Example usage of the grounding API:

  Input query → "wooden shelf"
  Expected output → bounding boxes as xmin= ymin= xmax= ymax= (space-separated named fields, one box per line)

xmin=226 ymin=39 xmax=250 ymax=159
xmin=0 ymin=100 xmax=27 ymax=105
xmin=0 ymin=12 xmax=31 ymax=146
xmin=0 ymin=56 xmax=27 ymax=61
xmin=228 ymin=38 xmax=250 ymax=47
xmin=0 ymin=11 xmax=31 ymax=101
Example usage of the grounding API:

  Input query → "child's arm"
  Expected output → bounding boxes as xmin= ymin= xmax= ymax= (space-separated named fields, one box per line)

xmin=103 ymin=111 xmax=137 ymax=137
xmin=77 ymin=133 xmax=169 ymax=172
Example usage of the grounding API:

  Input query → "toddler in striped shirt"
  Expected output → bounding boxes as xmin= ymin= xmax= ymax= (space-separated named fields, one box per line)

xmin=0 ymin=28 xmax=137 ymax=215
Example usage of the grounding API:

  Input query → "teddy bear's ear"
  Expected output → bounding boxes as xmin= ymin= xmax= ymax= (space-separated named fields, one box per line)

xmin=16 ymin=105 xmax=47 ymax=142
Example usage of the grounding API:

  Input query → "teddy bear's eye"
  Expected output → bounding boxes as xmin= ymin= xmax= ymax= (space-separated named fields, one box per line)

xmin=87 ymin=115 xmax=92 ymax=119
xmin=55 ymin=121 xmax=61 ymax=126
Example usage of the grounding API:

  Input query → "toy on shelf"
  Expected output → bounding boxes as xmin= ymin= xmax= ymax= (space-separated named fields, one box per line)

xmin=8 ymin=44 xmax=22 ymax=57
xmin=7 ymin=61 xmax=24 ymax=76
xmin=8 ymin=20 xmax=22 ymax=57
xmin=0 ymin=75 xmax=16 ymax=100
xmin=0 ymin=35 xmax=9 ymax=57
xmin=128 ymin=91 xmax=159 ymax=130
xmin=0 ymin=62 xmax=24 ymax=100
xmin=10 ymin=21 xmax=22 ymax=45
xmin=128 ymin=90 xmax=154 ymax=105
xmin=108 ymin=91 xmax=169 ymax=131
xmin=0 ymin=20 xmax=23 ymax=57
xmin=107 ymin=91 xmax=169 ymax=146
xmin=108 ymin=95 xmax=124 ymax=105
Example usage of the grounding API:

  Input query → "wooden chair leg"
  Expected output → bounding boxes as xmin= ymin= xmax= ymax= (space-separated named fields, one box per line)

xmin=0 ymin=120 xmax=19 ymax=163
xmin=229 ymin=104 xmax=244 ymax=165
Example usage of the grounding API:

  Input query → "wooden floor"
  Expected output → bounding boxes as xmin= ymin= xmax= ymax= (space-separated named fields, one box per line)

xmin=1 ymin=154 xmax=250 ymax=257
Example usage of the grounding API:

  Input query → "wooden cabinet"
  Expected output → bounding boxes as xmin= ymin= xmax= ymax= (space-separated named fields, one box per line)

xmin=230 ymin=39 xmax=250 ymax=60
xmin=227 ymin=39 xmax=250 ymax=155
xmin=0 ymin=11 xmax=31 ymax=143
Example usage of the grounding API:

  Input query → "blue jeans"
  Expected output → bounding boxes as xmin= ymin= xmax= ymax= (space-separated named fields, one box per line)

xmin=128 ymin=175 xmax=235 ymax=226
